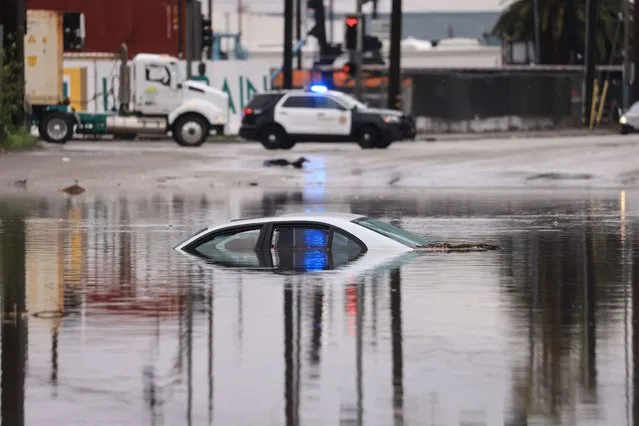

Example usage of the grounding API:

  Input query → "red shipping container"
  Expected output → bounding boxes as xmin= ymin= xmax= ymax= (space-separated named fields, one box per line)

xmin=26 ymin=0 xmax=187 ymax=57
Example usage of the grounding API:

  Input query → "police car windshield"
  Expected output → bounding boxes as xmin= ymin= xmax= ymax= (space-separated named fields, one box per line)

xmin=331 ymin=91 xmax=368 ymax=110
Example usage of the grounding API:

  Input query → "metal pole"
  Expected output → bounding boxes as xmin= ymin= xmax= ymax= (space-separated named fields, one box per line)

xmin=623 ymin=0 xmax=630 ymax=110
xmin=186 ymin=0 xmax=194 ymax=79
xmin=329 ymin=0 xmax=334 ymax=43
xmin=532 ymin=0 xmax=541 ymax=63
xmin=283 ymin=0 xmax=294 ymax=89
xmin=387 ymin=0 xmax=402 ymax=110
xmin=295 ymin=0 xmax=302 ymax=69
xmin=583 ymin=0 xmax=597 ymax=125
xmin=353 ymin=7 xmax=364 ymax=101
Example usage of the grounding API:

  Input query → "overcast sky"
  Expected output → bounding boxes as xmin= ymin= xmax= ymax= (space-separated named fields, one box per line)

xmin=207 ymin=0 xmax=505 ymax=14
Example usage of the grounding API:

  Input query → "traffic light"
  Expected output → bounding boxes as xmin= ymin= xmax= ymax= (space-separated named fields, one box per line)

xmin=342 ymin=62 xmax=356 ymax=78
xmin=201 ymin=17 xmax=213 ymax=48
xmin=344 ymin=14 xmax=361 ymax=50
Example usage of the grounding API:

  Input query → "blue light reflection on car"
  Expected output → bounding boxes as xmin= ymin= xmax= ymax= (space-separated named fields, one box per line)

xmin=304 ymin=229 xmax=328 ymax=248
xmin=303 ymin=249 xmax=328 ymax=271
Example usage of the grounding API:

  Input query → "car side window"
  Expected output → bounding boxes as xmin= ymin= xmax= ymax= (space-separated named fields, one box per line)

xmin=193 ymin=228 xmax=262 ymax=257
xmin=282 ymin=95 xmax=314 ymax=108
xmin=314 ymin=96 xmax=344 ymax=110
xmin=271 ymin=225 xmax=330 ymax=250
xmin=331 ymin=230 xmax=363 ymax=263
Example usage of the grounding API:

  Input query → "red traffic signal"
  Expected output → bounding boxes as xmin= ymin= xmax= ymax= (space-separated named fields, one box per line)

xmin=345 ymin=17 xmax=358 ymax=27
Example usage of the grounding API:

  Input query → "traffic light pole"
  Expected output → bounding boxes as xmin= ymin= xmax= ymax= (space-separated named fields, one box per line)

xmin=283 ymin=0 xmax=294 ymax=89
xmin=353 ymin=6 xmax=364 ymax=101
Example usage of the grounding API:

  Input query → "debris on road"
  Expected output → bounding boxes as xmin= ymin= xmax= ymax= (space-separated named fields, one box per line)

xmin=263 ymin=157 xmax=309 ymax=169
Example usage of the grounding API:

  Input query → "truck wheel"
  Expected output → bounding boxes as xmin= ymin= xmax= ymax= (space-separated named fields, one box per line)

xmin=259 ymin=125 xmax=288 ymax=150
xmin=39 ymin=112 xmax=74 ymax=144
xmin=173 ymin=114 xmax=209 ymax=147
xmin=356 ymin=125 xmax=379 ymax=149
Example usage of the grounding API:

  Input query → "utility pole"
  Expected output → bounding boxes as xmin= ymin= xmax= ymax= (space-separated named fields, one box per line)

xmin=387 ymin=0 xmax=402 ymax=110
xmin=295 ymin=0 xmax=302 ymax=69
xmin=186 ymin=0 xmax=194 ymax=79
xmin=207 ymin=0 xmax=213 ymax=59
xmin=353 ymin=5 xmax=364 ymax=100
xmin=632 ymin=0 xmax=639 ymax=104
xmin=532 ymin=0 xmax=541 ymax=63
xmin=583 ymin=0 xmax=597 ymax=125
xmin=283 ymin=0 xmax=294 ymax=88
xmin=622 ymin=0 xmax=630 ymax=110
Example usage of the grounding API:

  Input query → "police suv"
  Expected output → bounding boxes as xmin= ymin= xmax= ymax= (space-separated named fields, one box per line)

xmin=238 ymin=85 xmax=416 ymax=150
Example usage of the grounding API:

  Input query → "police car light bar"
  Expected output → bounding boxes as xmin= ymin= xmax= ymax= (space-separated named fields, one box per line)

xmin=309 ymin=84 xmax=328 ymax=93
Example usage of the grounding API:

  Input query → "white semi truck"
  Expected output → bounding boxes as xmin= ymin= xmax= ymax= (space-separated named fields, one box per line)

xmin=25 ymin=10 xmax=229 ymax=146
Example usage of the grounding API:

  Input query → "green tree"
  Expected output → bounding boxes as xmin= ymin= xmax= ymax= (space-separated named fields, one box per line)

xmin=492 ymin=0 xmax=632 ymax=65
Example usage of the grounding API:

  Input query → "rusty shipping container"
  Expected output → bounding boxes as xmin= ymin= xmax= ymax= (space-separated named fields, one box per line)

xmin=25 ymin=0 xmax=186 ymax=57
xmin=24 ymin=10 xmax=65 ymax=105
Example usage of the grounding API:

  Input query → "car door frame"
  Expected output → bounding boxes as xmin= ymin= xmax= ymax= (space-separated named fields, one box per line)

xmin=257 ymin=220 xmax=368 ymax=268
xmin=274 ymin=93 xmax=317 ymax=134
xmin=311 ymin=94 xmax=352 ymax=136
xmin=180 ymin=223 xmax=271 ymax=266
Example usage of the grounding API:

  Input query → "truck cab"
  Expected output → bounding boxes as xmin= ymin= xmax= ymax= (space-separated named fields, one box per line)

xmin=130 ymin=53 xmax=228 ymax=128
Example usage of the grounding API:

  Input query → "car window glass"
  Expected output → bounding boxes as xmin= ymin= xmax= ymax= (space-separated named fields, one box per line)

xmin=271 ymin=226 xmax=329 ymax=250
xmin=272 ymin=249 xmax=330 ymax=272
xmin=331 ymin=230 xmax=363 ymax=268
xmin=247 ymin=94 xmax=279 ymax=109
xmin=282 ymin=96 xmax=314 ymax=108
xmin=194 ymin=228 xmax=261 ymax=258
xmin=354 ymin=218 xmax=430 ymax=248
xmin=314 ymin=96 xmax=344 ymax=109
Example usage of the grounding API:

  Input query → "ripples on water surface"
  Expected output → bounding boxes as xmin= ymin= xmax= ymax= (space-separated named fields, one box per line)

xmin=1 ymin=190 xmax=639 ymax=426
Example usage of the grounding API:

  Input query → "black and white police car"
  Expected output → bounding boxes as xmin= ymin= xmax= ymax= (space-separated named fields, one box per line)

xmin=238 ymin=85 xmax=417 ymax=150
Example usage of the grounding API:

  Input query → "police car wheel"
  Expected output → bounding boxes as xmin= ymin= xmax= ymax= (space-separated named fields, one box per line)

xmin=356 ymin=125 xmax=379 ymax=149
xmin=260 ymin=125 xmax=287 ymax=150
xmin=280 ymin=139 xmax=296 ymax=150
xmin=377 ymin=139 xmax=393 ymax=149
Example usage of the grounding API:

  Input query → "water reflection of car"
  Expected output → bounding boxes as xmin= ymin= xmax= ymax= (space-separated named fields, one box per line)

xmin=173 ymin=213 xmax=429 ymax=275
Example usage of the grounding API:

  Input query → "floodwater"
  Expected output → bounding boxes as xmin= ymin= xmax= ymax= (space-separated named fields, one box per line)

xmin=1 ymin=190 xmax=639 ymax=426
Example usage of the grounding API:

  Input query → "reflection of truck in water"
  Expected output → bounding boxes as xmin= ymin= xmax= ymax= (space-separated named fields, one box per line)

xmin=25 ymin=10 xmax=229 ymax=147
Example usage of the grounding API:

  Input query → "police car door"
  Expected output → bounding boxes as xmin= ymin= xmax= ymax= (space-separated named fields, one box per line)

xmin=311 ymin=94 xmax=351 ymax=135
xmin=275 ymin=94 xmax=317 ymax=134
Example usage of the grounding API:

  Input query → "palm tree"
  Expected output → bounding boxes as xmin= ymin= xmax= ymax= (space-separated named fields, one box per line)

xmin=492 ymin=0 xmax=632 ymax=65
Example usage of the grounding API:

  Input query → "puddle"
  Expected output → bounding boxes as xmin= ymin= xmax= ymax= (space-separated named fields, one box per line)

xmin=0 ymin=190 xmax=638 ymax=425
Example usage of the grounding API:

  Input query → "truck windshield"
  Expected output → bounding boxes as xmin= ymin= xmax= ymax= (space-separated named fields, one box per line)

xmin=352 ymin=217 xmax=431 ymax=248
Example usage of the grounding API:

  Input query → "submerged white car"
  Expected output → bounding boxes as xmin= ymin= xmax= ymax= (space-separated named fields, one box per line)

xmin=173 ymin=212 xmax=430 ymax=274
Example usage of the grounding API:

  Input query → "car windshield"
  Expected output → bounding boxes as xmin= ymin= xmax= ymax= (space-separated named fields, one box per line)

xmin=353 ymin=218 xmax=431 ymax=248
xmin=330 ymin=91 xmax=368 ymax=110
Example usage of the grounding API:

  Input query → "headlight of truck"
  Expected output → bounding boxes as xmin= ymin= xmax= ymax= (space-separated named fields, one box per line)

xmin=382 ymin=115 xmax=400 ymax=123
xmin=620 ymin=115 xmax=628 ymax=124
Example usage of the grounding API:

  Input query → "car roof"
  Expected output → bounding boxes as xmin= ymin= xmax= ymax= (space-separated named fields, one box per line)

xmin=225 ymin=212 xmax=366 ymax=227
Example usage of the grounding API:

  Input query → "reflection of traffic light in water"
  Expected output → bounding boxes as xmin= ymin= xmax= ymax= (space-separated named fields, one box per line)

xmin=345 ymin=283 xmax=358 ymax=335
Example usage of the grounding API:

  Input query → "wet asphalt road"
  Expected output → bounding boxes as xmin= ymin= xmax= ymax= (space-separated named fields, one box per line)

xmin=0 ymin=133 xmax=638 ymax=197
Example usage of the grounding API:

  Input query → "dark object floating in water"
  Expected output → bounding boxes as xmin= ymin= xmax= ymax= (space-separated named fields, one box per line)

xmin=263 ymin=157 xmax=309 ymax=169
xmin=525 ymin=172 xmax=593 ymax=181
xmin=60 ymin=180 xmax=85 ymax=195
xmin=417 ymin=242 xmax=502 ymax=252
